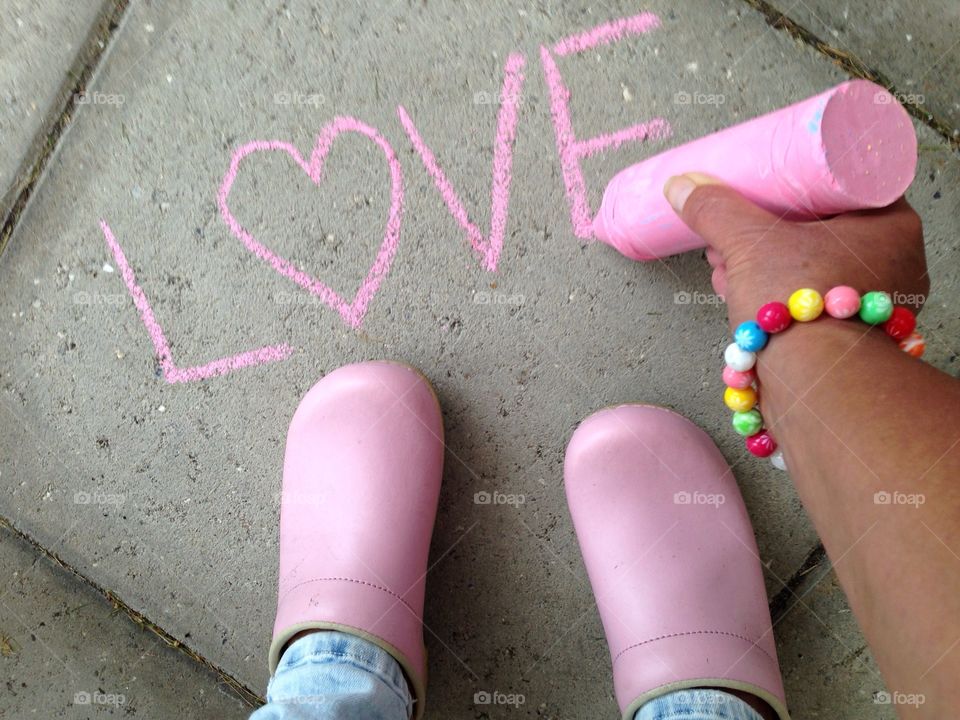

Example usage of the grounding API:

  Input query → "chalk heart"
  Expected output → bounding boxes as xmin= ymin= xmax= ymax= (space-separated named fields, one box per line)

xmin=217 ymin=117 xmax=404 ymax=329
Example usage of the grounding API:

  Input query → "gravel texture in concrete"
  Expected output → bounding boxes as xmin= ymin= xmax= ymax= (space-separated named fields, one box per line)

xmin=0 ymin=0 xmax=107 ymax=214
xmin=0 ymin=524 xmax=250 ymax=718
xmin=776 ymin=561 xmax=898 ymax=720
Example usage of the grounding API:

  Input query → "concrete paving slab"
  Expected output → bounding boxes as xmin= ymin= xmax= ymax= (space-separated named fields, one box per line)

xmin=769 ymin=0 xmax=960 ymax=139
xmin=0 ymin=523 xmax=250 ymax=718
xmin=0 ymin=0 xmax=108 ymax=216
xmin=0 ymin=1 xmax=958 ymax=717
xmin=775 ymin=561 xmax=897 ymax=719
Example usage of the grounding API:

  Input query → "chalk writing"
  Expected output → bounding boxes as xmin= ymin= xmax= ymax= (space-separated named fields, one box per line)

xmin=218 ymin=117 xmax=404 ymax=329
xmin=540 ymin=14 xmax=671 ymax=238
xmin=99 ymin=220 xmax=294 ymax=383
xmin=102 ymin=12 xmax=666 ymax=382
xmin=397 ymin=53 xmax=526 ymax=271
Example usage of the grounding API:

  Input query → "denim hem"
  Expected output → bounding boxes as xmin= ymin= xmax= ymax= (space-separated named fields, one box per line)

xmin=634 ymin=688 xmax=765 ymax=720
xmin=274 ymin=631 xmax=411 ymax=706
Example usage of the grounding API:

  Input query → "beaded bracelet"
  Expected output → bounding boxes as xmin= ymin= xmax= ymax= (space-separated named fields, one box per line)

xmin=721 ymin=286 xmax=925 ymax=471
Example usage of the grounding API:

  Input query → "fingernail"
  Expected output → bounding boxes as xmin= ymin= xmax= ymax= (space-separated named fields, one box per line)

xmin=663 ymin=175 xmax=697 ymax=212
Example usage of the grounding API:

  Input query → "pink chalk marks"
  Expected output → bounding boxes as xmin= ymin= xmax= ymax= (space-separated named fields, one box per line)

xmin=99 ymin=221 xmax=294 ymax=383
xmin=100 ymin=115 xmax=402 ymax=384
xmin=541 ymin=12 xmax=671 ymax=239
xmin=397 ymin=53 xmax=526 ymax=272
xmin=218 ymin=117 xmax=404 ymax=329
xmin=98 ymin=11 xmax=670 ymax=384
xmin=552 ymin=12 xmax=661 ymax=56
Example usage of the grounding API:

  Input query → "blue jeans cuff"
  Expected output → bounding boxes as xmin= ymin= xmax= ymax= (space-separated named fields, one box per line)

xmin=251 ymin=630 xmax=412 ymax=720
xmin=634 ymin=688 xmax=765 ymax=720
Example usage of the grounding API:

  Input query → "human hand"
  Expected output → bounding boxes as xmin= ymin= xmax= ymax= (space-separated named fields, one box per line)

xmin=662 ymin=173 xmax=929 ymax=330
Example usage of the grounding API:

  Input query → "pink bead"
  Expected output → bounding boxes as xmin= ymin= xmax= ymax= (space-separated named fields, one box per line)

xmin=756 ymin=302 xmax=792 ymax=333
xmin=745 ymin=430 xmax=777 ymax=458
xmin=824 ymin=285 xmax=861 ymax=319
xmin=722 ymin=366 xmax=756 ymax=389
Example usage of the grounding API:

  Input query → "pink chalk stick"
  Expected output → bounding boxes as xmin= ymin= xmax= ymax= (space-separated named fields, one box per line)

xmin=593 ymin=79 xmax=918 ymax=261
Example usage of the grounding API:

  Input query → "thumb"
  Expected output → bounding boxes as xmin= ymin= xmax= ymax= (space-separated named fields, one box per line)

xmin=663 ymin=173 xmax=785 ymax=261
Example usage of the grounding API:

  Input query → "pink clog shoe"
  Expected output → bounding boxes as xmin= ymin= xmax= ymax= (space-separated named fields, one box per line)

xmin=564 ymin=404 xmax=790 ymax=720
xmin=269 ymin=361 xmax=444 ymax=720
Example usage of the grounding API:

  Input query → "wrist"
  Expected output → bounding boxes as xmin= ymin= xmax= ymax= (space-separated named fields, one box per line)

xmin=756 ymin=318 xmax=892 ymax=426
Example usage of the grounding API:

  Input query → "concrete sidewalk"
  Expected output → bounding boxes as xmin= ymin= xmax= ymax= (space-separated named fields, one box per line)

xmin=0 ymin=522 xmax=249 ymax=718
xmin=1 ymin=1 xmax=957 ymax=717
xmin=0 ymin=0 xmax=112 ymax=225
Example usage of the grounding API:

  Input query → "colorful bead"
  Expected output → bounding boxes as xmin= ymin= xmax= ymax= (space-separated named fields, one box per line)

xmin=734 ymin=321 xmax=769 ymax=352
xmin=724 ymin=386 xmax=757 ymax=412
xmin=859 ymin=291 xmax=893 ymax=324
xmin=899 ymin=331 xmax=925 ymax=358
xmin=745 ymin=430 xmax=777 ymax=458
xmin=756 ymin=302 xmax=792 ymax=333
xmin=882 ymin=306 xmax=916 ymax=341
xmin=724 ymin=342 xmax=756 ymax=372
xmin=732 ymin=409 xmax=763 ymax=436
xmin=722 ymin=283 xmax=928 ymax=469
xmin=824 ymin=285 xmax=861 ymax=319
xmin=722 ymin=366 xmax=756 ymax=389
xmin=769 ymin=448 xmax=787 ymax=471
xmin=788 ymin=288 xmax=824 ymax=322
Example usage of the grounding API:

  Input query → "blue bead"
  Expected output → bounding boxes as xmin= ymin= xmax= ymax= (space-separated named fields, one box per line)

xmin=734 ymin=320 xmax=769 ymax=352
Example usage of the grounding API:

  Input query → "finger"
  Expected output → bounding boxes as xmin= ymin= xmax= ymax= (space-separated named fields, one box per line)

xmin=711 ymin=265 xmax=727 ymax=298
xmin=705 ymin=246 xmax=724 ymax=269
xmin=664 ymin=172 xmax=789 ymax=262
xmin=832 ymin=195 xmax=914 ymax=220
xmin=826 ymin=194 xmax=923 ymax=242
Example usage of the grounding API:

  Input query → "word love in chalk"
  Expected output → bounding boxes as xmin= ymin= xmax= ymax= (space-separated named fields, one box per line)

xmin=100 ymin=12 xmax=671 ymax=383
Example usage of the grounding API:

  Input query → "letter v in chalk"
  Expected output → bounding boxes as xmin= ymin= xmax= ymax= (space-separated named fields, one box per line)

xmin=397 ymin=53 xmax=526 ymax=272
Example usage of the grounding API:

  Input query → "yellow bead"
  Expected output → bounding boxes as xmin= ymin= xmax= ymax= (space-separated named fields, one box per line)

xmin=724 ymin=386 xmax=757 ymax=412
xmin=788 ymin=288 xmax=824 ymax=322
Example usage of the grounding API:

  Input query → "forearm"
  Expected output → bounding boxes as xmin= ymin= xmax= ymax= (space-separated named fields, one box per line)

xmin=758 ymin=319 xmax=960 ymax=715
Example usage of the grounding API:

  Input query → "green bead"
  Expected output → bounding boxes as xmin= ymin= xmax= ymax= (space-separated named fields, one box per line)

xmin=859 ymin=291 xmax=893 ymax=324
xmin=732 ymin=409 xmax=763 ymax=436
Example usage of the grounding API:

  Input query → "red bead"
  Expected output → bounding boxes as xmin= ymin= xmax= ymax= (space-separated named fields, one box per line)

xmin=745 ymin=430 xmax=777 ymax=458
xmin=882 ymin=307 xmax=916 ymax=341
xmin=756 ymin=302 xmax=792 ymax=333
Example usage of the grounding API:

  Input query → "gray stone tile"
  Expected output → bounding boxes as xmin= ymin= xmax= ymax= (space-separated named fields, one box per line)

xmin=0 ymin=523 xmax=251 ymax=718
xmin=0 ymin=0 xmax=107 ymax=213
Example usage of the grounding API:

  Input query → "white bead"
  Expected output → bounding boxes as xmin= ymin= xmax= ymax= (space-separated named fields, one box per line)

xmin=770 ymin=448 xmax=787 ymax=471
xmin=724 ymin=342 xmax=756 ymax=372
